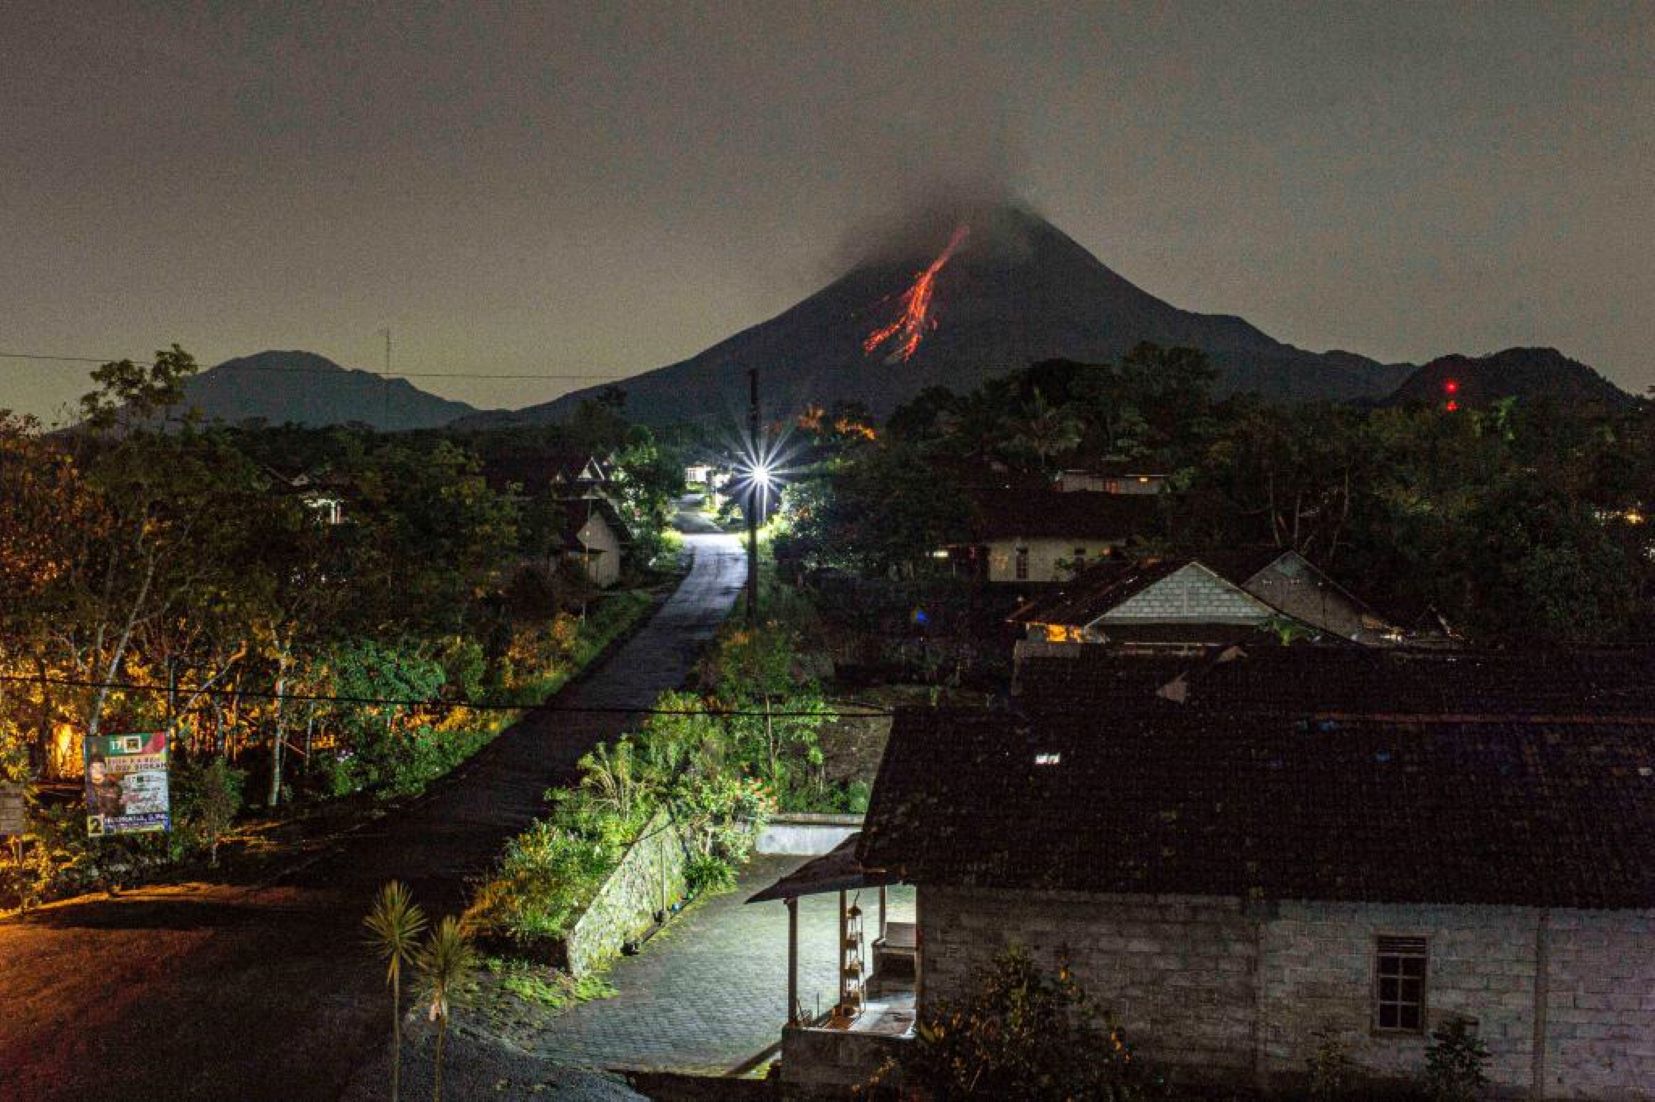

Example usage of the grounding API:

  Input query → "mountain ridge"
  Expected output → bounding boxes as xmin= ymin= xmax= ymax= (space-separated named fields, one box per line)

xmin=177 ymin=350 xmax=484 ymax=430
xmin=463 ymin=205 xmax=1417 ymax=428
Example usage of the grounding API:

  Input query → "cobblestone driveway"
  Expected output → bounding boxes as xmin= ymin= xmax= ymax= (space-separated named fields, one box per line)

xmin=526 ymin=855 xmax=916 ymax=1075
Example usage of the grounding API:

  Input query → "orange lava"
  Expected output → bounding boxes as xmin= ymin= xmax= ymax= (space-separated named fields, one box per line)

xmin=863 ymin=224 xmax=970 ymax=363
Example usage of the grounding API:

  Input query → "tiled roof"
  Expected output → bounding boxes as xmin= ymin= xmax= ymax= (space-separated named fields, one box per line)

xmin=1015 ymin=646 xmax=1655 ymax=718
xmin=859 ymin=704 xmax=1655 ymax=909
xmin=966 ymin=488 xmax=1160 ymax=542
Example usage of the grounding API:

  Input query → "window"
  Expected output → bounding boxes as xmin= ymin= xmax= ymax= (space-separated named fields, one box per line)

xmin=1073 ymin=547 xmax=1087 ymax=571
xmin=1015 ymin=547 xmax=1029 ymax=580
xmin=1374 ymin=936 xmax=1427 ymax=1032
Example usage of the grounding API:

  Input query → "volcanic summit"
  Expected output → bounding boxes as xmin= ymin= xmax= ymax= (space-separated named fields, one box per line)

xmin=494 ymin=205 xmax=1414 ymax=427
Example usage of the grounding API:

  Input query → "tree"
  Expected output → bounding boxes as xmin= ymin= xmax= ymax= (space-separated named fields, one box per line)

xmin=364 ymin=880 xmax=427 ymax=1102
xmin=415 ymin=915 xmax=476 ymax=1102
xmin=77 ymin=344 xmax=199 ymax=432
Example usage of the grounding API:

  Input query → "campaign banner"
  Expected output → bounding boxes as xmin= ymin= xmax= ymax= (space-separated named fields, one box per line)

xmin=85 ymin=732 xmax=170 ymax=837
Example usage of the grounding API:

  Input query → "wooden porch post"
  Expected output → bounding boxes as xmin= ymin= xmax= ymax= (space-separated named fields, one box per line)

xmin=786 ymin=896 xmax=799 ymax=1026
xmin=878 ymin=883 xmax=887 ymax=940
xmin=838 ymin=889 xmax=848 ymax=1008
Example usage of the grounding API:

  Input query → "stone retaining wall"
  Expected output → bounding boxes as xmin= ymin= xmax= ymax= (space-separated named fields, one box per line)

xmin=564 ymin=809 xmax=689 ymax=976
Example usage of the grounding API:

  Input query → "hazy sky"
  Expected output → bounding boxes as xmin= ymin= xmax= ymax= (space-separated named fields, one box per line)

xmin=3 ymin=3 xmax=1650 ymax=420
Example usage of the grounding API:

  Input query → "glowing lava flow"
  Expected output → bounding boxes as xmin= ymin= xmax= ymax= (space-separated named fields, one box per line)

xmin=863 ymin=224 xmax=970 ymax=363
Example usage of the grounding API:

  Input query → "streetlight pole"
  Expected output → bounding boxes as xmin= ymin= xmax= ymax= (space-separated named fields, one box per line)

xmin=746 ymin=367 xmax=760 ymax=627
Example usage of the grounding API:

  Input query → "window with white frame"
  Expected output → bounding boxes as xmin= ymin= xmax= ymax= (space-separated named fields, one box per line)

xmin=1015 ymin=546 xmax=1029 ymax=580
xmin=1374 ymin=935 xmax=1428 ymax=1032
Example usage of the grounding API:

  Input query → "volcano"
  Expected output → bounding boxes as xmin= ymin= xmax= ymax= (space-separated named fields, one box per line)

xmin=488 ymin=205 xmax=1414 ymax=427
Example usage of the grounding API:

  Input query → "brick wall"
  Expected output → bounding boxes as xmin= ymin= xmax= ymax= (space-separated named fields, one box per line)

xmin=922 ymin=887 xmax=1259 ymax=1079
xmin=919 ymin=887 xmax=1655 ymax=1098
xmin=1544 ymin=909 xmax=1655 ymax=1098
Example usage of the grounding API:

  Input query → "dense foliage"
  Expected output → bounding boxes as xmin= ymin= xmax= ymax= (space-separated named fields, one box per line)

xmin=0 ymin=349 xmax=674 ymax=909
xmin=466 ymin=618 xmax=843 ymax=953
xmin=783 ymin=343 xmax=1655 ymax=645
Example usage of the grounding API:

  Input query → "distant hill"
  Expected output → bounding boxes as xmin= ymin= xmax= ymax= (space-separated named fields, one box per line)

xmin=1384 ymin=348 xmax=1634 ymax=411
xmin=177 ymin=350 xmax=482 ymax=430
xmin=464 ymin=204 xmax=1416 ymax=429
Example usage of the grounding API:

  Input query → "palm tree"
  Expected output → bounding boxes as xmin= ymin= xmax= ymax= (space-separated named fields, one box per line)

xmin=416 ymin=915 xmax=477 ymax=1102
xmin=364 ymin=880 xmax=427 ymax=1102
xmin=1010 ymin=389 xmax=1083 ymax=475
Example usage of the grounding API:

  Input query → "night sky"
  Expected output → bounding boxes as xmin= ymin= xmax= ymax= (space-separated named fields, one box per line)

xmin=3 ymin=3 xmax=1650 ymax=421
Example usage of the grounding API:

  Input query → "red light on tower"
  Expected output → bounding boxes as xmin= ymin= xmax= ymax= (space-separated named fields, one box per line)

xmin=1444 ymin=379 xmax=1460 ymax=395
xmin=1445 ymin=400 xmax=1460 ymax=412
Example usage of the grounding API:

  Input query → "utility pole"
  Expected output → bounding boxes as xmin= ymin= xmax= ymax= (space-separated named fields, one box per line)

xmin=746 ymin=367 xmax=760 ymax=627
xmin=380 ymin=327 xmax=392 ymax=428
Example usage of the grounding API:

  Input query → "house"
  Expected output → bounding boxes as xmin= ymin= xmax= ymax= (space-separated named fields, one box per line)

xmin=1053 ymin=460 xmax=1170 ymax=495
xmin=558 ymin=496 xmax=631 ymax=587
xmin=949 ymin=489 xmax=1159 ymax=583
xmin=847 ymin=660 xmax=1655 ymax=1099
xmin=265 ymin=467 xmax=350 ymax=525
xmin=1009 ymin=549 xmax=1404 ymax=649
xmin=481 ymin=450 xmax=613 ymax=501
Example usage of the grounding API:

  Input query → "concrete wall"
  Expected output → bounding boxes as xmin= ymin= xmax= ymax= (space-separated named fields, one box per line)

xmin=564 ymin=810 xmax=688 ymax=976
xmin=572 ymin=512 xmax=624 ymax=587
xmin=754 ymin=813 xmax=863 ymax=856
xmin=919 ymin=887 xmax=1655 ymax=1098
xmin=985 ymin=539 xmax=1121 ymax=583
xmin=780 ymin=1025 xmax=907 ymax=1093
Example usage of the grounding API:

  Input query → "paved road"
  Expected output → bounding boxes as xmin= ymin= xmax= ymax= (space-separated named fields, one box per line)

xmin=526 ymin=856 xmax=916 ymax=1076
xmin=0 ymin=532 xmax=745 ymax=1102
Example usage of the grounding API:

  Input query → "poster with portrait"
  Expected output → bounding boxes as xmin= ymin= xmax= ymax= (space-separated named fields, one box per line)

xmin=85 ymin=732 xmax=170 ymax=836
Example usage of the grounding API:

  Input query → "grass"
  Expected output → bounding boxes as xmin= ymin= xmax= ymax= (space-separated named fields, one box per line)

xmin=480 ymin=955 xmax=617 ymax=1014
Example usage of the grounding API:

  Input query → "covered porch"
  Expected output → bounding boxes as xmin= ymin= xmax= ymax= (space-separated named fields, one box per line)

xmin=747 ymin=833 xmax=918 ymax=1090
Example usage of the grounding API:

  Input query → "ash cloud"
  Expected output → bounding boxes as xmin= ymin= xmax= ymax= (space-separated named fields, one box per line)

xmin=821 ymin=82 xmax=1033 ymax=270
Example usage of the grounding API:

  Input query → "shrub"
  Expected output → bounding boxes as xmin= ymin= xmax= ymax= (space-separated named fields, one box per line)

xmin=1424 ymin=1015 xmax=1489 ymax=1101
xmin=171 ymin=755 xmax=246 ymax=866
xmin=1306 ymin=1024 xmax=1355 ymax=1099
xmin=685 ymin=854 xmax=737 ymax=895
xmin=888 ymin=945 xmax=1163 ymax=1100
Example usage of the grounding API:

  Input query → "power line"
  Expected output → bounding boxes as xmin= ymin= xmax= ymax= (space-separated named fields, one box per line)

xmin=0 ymin=351 xmax=625 ymax=383
xmin=0 ymin=672 xmax=895 ymax=718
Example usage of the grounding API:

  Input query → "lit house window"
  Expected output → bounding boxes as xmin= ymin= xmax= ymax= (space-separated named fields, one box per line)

xmin=1374 ymin=936 xmax=1427 ymax=1032
xmin=1015 ymin=547 xmax=1029 ymax=580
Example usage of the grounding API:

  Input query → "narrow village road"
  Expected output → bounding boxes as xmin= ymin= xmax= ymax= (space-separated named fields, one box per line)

xmin=0 ymin=529 xmax=745 ymax=1102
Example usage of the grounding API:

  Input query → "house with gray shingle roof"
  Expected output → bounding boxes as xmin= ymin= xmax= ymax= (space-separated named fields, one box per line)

xmin=1009 ymin=549 xmax=1406 ymax=649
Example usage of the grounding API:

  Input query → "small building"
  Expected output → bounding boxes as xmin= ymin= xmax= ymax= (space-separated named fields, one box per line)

xmin=853 ymin=686 xmax=1655 ymax=1099
xmin=1053 ymin=461 xmax=1170 ymax=495
xmin=559 ymin=496 xmax=631 ymax=587
xmin=482 ymin=451 xmax=612 ymax=501
xmin=265 ymin=467 xmax=350 ymax=526
xmin=1009 ymin=549 xmax=1404 ymax=649
xmin=951 ymin=489 xmax=1159 ymax=584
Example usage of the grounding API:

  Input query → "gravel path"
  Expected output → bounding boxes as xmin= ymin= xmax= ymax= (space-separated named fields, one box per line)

xmin=0 ymin=532 xmax=744 ymax=1102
